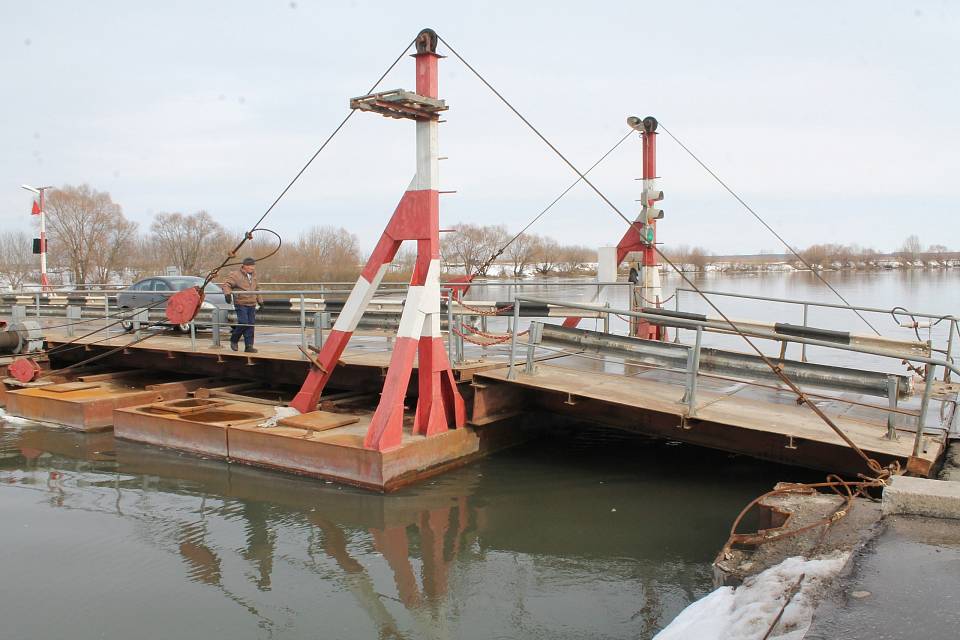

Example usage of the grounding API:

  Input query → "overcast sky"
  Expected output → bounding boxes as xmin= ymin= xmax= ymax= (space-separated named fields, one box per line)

xmin=2 ymin=1 xmax=957 ymax=255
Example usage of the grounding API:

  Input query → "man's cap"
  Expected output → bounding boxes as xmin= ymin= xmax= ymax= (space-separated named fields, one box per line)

xmin=242 ymin=257 xmax=256 ymax=266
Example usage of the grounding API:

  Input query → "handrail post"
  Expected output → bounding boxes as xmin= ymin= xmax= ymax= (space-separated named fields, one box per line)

xmin=945 ymin=319 xmax=956 ymax=383
xmin=801 ymin=303 xmax=809 ymax=362
xmin=446 ymin=292 xmax=454 ymax=365
xmin=299 ymin=293 xmax=307 ymax=361
xmin=190 ymin=321 xmax=197 ymax=351
xmin=35 ymin=291 xmax=40 ymax=318
xmin=913 ymin=364 xmax=936 ymax=457
xmin=210 ymin=308 xmax=222 ymax=348
xmin=313 ymin=312 xmax=328 ymax=349
xmin=681 ymin=326 xmax=703 ymax=417
xmin=508 ymin=298 xmax=521 ymax=380
xmin=65 ymin=305 xmax=79 ymax=337
xmin=885 ymin=375 xmax=899 ymax=440
xmin=673 ymin=288 xmax=682 ymax=343
xmin=525 ymin=321 xmax=543 ymax=374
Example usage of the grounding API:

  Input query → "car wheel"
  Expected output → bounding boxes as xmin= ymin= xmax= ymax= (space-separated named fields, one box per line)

xmin=175 ymin=323 xmax=192 ymax=333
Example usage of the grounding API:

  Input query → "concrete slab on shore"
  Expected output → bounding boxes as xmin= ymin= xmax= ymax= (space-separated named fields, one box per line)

xmin=882 ymin=475 xmax=960 ymax=519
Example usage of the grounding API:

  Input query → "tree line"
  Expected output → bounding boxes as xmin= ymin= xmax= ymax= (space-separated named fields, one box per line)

xmin=0 ymin=184 xmax=953 ymax=289
xmin=0 ymin=185 xmax=596 ymax=288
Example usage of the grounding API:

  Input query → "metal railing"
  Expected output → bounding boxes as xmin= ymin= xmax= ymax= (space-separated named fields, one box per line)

xmin=507 ymin=295 xmax=960 ymax=446
xmin=674 ymin=287 xmax=958 ymax=376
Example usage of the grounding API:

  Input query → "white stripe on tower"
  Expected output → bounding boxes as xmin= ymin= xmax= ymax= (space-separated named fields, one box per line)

xmin=396 ymin=285 xmax=426 ymax=340
xmin=411 ymin=119 xmax=439 ymax=191
xmin=334 ymin=263 xmax=391 ymax=333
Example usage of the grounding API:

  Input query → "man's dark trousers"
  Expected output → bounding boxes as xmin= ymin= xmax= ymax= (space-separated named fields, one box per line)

xmin=231 ymin=304 xmax=256 ymax=348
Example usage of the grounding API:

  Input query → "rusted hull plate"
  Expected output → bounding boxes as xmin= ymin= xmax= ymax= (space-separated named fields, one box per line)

xmin=227 ymin=419 xmax=525 ymax=491
xmin=114 ymin=400 xmax=272 ymax=457
xmin=5 ymin=387 xmax=165 ymax=431
xmin=115 ymin=399 xmax=530 ymax=491
xmin=4 ymin=377 xmax=214 ymax=431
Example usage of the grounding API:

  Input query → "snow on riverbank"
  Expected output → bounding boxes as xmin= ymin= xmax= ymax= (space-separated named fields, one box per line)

xmin=653 ymin=552 xmax=850 ymax=640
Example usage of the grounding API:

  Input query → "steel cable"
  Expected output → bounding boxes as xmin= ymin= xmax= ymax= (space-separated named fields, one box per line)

xmin=438 ymin=34 xmax=892 ymax=477
xmin=201 ymin=37 xmax=418 ymax=287
xmin=657 ymin=123 xmax=884 ymax=337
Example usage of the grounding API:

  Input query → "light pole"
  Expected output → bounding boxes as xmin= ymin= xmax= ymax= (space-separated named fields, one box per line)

xmin=21 ymin=184 xmax=52 ymax=290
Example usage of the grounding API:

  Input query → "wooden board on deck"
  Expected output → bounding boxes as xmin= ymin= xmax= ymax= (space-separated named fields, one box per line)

xmin=279 ymin=410 xmax=360 ymax=432
xmin=44 ymin=381 xmax=102 ymax=393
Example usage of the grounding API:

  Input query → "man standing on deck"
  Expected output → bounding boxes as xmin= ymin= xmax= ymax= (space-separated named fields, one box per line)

xmin=222 ymin=257 xmax=264 ymax=353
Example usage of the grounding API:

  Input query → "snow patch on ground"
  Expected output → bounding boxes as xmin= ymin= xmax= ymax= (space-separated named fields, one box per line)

xmin=257 ymin=406 xmax=300 ymax=428
xmin=653 ymin=552 xmax=850 ymax=640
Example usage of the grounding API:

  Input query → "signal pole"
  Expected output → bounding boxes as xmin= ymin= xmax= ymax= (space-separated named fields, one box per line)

xmin=21 ymin=184 xmax=52 ymax=290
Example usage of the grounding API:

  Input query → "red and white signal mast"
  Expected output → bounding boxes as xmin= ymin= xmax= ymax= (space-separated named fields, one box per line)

xmin=290 ymin=29 xmax=466 ymax=450
xmin=619 ymin=115 xmax=665 ymax=340
xmin=21 ymin=184 xmax=52 ymax=290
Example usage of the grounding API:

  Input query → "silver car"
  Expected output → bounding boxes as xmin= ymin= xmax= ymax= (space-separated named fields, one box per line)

xmin=117 ymin=276 xmax=231 ymax=332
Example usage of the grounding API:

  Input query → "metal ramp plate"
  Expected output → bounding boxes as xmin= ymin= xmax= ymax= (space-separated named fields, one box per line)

xmin=350 ymin=89 xmax=447 ymax=120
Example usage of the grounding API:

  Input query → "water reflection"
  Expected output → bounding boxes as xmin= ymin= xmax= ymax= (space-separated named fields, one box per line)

xmin=0 ymin=417 xmax=810 ymax=639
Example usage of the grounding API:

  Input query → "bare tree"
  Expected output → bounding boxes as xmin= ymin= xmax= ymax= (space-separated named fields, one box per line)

xmin=504 ymin=232 xmax=535 ymax=277
xmin=899 ymin=235 xmax=922 ymax=263
xmin=555 ymin=245 xmax=594 ymax=274
xmin=92 ymin=217 xmax=139 ymax=284
xmin=688 ymin=247 xmax=710 ymax=271
xmin=0 ymin=230 xmax=36 ymax=290
xmin=441 ymin=224 xmax=508 ymax=276
xmin=43 ymin=184 xmax=133 ymax=285
xmin=281 ymin=225 xmax=362 ymax=282
xmin=531 ymin=235 xmax=559 ymax=275
xmin=151 ymin=211 xmax=226 ymax=276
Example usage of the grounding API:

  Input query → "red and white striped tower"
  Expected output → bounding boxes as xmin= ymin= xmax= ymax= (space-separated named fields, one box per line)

xmin=560 ymin=116 xmax=665 ymax=339
xmin=290 ymin=29 xmax=465 ymax=450
xmin=613 ymin=116 xmax=663 ymax=339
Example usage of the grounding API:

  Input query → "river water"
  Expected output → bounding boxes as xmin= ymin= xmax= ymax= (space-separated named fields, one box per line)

xmin=0 ymin=270 xmax=955 ymax=640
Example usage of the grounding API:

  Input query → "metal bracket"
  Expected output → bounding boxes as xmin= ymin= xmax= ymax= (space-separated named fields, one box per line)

xmin=785 ymin=435 xmax=798 ymax=450
xmin=350 ymin=89 xmax=448 ymax=121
